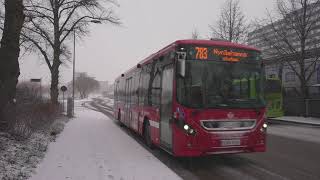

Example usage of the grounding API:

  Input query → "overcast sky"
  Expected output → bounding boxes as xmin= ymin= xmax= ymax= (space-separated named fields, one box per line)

xmin=19 ymin=0 xmax=277 ymax=85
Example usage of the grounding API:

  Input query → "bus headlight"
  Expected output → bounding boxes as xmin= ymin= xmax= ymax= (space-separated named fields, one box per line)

xmin=174 ymin=115 xmax=196 ymax=136
xmin=260 ymin=123 xmax=267 ymax=133
xmin=183 ymin=124 xmax=196 ymax=135
xmin=263 ymin=123 xmax=267 ymax=128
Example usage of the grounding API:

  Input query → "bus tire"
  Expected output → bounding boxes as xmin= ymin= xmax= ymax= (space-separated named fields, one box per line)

xmin=144 ymin=121 xmax=154 ymax=149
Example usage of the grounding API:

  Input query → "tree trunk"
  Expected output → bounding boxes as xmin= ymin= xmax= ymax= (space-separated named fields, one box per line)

xmin=278 ymin=61 xmax=284 ymax=82
xmin=49 ymin=3 xmax=62 ymax=105
xmin=0 ymin=0 xmax=24 ymax=124
xmin=50 ymin=46 xmax=61 ymax=104
xmin=299 ymin=59 xmax=309 ymax=117
xmin=50 ymin=62 xmax=60 ymax=104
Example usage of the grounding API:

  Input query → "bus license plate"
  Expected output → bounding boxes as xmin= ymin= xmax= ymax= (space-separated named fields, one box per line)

xmin=221 ymin=139 xmax=241 ymax=146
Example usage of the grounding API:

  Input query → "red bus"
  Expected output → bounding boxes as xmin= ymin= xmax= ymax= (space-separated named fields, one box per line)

xmin=114 ymin=40 xmax=267 ymax=156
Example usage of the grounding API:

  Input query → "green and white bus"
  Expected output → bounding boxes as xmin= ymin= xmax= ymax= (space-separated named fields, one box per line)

xmin=231 ymin=76 xmax=283 ymax=118
xmin=265 ymin=77 xmax=284 ymax=118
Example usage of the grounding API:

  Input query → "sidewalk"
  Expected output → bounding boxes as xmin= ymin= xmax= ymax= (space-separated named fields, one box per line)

xmin=29 ymin=103 xmax=181 ymax=180
xmin=269 ymin=116 xmax=320 ymax=126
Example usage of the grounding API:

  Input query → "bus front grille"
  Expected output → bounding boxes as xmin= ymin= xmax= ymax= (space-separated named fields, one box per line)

xmin=200 ymin=119 xmax=256 ymax=131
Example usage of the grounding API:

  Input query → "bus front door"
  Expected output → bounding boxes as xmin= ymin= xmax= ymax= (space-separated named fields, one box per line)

xmin=160 ymin=65 xmax=174 ymax=150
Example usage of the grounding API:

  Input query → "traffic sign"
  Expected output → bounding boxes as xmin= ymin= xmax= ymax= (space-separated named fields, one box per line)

xmin=61 ymin=86 xmax=68 ymax=92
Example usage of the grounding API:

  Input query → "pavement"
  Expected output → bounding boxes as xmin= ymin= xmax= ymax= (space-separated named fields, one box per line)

xmin=29 ymin=101 xmax=181 ymax=180
xmin=269 ymin=116 xmax=320 ymax=126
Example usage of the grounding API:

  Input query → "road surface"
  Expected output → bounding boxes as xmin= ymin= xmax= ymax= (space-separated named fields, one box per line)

xmin=90 ymin=97 xmax=320 ymax=180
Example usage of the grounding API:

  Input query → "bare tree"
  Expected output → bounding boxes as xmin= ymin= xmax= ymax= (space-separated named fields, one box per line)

xmin=75 ymin=73 xmax=100 ymax=99
xmin=0 ymin=0 xmax=4 ymax=32
xmin=209 ymin=0 xmax=249 ymax=43
xmin=191 ymin=28 xmax=199 ymax=39
xmin=254 ymin=0 xmax=320 ymax=99
xmin=0 ymin=0 xmax=25 ymax=124
xmin=22 ymin=0 xmax=120 ymax=104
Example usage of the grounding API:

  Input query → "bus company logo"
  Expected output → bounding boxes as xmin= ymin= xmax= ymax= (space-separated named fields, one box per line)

xmin=227 ymin=112 xmax=235 ymax=119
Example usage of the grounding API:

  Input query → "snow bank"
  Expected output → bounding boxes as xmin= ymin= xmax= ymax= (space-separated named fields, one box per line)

xmin=29 ymin=105 xmax=181 ymax=180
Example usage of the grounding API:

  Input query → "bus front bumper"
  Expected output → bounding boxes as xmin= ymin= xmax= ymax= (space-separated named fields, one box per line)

xmin=173 ymin=129 xmax=266 ymax=157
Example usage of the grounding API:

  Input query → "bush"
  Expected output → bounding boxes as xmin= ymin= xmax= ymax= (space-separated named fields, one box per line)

xmin=3 ymin=84 xmax=62 ymax=140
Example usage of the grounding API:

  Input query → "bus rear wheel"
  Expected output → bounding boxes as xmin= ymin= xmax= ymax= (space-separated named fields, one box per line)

xmin=144 ymin=121 xmax=154 ymax=149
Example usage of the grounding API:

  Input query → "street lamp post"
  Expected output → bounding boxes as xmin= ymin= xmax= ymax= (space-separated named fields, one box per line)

xmin=72 ymin=30 xmax=76 ymax=116
xmin=72 ymin=20 xmax=102 ymax=116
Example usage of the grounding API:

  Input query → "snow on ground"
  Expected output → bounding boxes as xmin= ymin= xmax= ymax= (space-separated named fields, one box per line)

xmin=104 ymin=98 xmax=114 ymax=107
xmin=0 ymin=117 xmax=68 ymax=180
xmin=0 ymin=132 xmax=49 ymax=180
xmin=96 ymin=96 xmax=114 ymax=107
xmin=29 ymin=103 xmax=181 ymax=180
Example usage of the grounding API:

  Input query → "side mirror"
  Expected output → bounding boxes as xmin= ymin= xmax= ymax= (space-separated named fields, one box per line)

xmin=177 ymin=59 xmax=185 ymax=77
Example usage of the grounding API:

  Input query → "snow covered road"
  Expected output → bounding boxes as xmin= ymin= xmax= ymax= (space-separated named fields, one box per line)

xmin=29 ymin=105 xmax=181 ymax=180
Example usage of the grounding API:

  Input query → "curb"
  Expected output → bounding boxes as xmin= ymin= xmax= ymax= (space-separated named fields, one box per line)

xmin=268 ymin=118 xmax=320 ymax=127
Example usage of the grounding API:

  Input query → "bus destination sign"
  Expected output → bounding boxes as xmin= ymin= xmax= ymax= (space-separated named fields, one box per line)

xmin=187 ymin=46 xmax=258 ymax=62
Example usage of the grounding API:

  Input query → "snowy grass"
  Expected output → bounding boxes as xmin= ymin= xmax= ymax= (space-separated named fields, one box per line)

xmin=0 ymin=116 xmax=69 ymax=180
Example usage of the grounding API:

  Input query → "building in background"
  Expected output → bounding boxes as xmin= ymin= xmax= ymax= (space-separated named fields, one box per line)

xmin=248 ymin=3 xmax=320 ymax=96
xmin=248 ymin=3 xmax=320 ymax=117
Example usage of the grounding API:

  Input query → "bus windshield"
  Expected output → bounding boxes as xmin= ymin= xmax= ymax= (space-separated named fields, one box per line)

xmin=177 ymin=60 xmax=265 ymax=109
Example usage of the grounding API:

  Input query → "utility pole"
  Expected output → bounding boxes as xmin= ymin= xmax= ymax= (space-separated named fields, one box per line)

xmin=72 ymin=20 xmax=101 ymax=116
xmin=72 ymin=30 xmax=76 ymax=116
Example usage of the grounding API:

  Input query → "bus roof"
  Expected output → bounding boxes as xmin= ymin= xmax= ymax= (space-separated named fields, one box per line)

xmin=138 ymin=39 xmax=260 ymax=65
xmin=116 ymin=39 xmax=260 ymax=80
xmin=175 ymin=39 xmax=260 ymax=51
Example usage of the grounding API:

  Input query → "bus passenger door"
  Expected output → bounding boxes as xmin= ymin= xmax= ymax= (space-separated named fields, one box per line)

xmin=160 ymin=65 xmax=174 ymax=150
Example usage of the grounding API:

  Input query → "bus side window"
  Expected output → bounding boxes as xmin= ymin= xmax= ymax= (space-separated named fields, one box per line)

xmin=151 ymin=71 xmax=161 ymax=107
xmin=115 ymin=82 xmax=119 ymax=102
xmin=120 ymin=79 xmax=125 ymax=102
xmin=143 ymin=70 xmax=150 ymax=106
xmin=133 ymin=72 xmax=139 ymax=105
xmin=138 ymin=71 xmax=143 ymax=106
